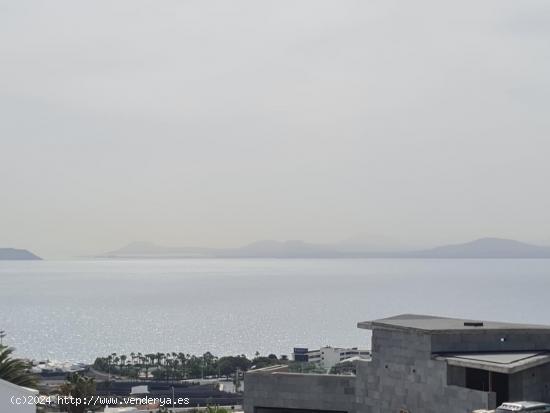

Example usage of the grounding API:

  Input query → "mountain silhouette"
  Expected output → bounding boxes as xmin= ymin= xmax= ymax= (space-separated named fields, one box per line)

xmin=0 ymin=248 xmax=42 ymax=260
xmin=100 ymin=237 xmax=550 ymax=259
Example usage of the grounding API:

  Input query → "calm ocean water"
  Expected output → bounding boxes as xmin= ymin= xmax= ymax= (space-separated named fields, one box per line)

xmin=0 ymin=259 xmax=548 ymax=362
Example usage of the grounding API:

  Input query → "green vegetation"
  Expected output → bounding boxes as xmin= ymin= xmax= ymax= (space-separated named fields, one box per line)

xmin=287 ymin=361 xmax=327 ymax=374
xmin=59 ymin=372 xmax=96 ymax=413
xmin=160 ymin=406 xmax=230 ymax=413
xmin=329 ymin=360 xmax=356 ymax=375
xmin=93 ymin=351 xmax=285 ymax=381
xmin=206 ymin=405 xmax=230 ymax=413
xmin=0 ymin=344 xmax=37 ymax=388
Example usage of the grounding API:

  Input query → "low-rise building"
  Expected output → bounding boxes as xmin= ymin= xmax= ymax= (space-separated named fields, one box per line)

xmin=103 ymin=407 xmax=139 ymax=413
xmin=245 ymin=314 xmax=550 ymax=413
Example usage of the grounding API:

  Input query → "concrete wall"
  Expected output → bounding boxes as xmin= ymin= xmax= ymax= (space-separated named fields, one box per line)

xmin=431 ymin=330 xmax=550 ymax=353
xmin=356 ymin=329 xmax=495 ymax=413
xmin=371 ymin=328 xmax=432 ymax=362
xmin=509 ymin=363 xmax=550 ymax=402
xmin=447 ymin=365 xmax=466 ymax=387
xmin=244 ymin=368 xmax=356 ymax=413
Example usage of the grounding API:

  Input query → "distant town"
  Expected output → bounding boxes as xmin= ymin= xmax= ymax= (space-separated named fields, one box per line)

xmin=0 ymin=333 xmax=370 ymax=413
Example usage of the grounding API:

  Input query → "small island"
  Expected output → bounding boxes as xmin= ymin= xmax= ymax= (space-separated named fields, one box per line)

xmin=0 ymin=248 xmax=42 ymax=260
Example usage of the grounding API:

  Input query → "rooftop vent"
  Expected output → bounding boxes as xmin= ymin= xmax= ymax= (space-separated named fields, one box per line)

xmin=464 ymin=321 xmax=484 ymax=327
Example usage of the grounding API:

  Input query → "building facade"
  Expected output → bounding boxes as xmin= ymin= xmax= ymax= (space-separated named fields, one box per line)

xmin=0 ymin=378 xmax=38 ymax=413
xmin=245 ymin=314 xmax=550 ymax=413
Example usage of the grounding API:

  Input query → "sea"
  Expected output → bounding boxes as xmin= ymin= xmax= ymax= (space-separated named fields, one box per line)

xmin=0 ymin=258 xmax=548 ymax=363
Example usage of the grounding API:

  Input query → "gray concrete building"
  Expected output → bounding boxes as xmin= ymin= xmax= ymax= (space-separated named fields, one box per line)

xmin=244 ymin=314 xmax=550 ymax=413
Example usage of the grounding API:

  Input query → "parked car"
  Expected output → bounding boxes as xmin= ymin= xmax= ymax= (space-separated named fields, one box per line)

xmin=496 ymin=402 xmax=550 ymax=412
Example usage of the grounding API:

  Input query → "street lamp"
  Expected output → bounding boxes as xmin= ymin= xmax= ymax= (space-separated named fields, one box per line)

xmin=171 ymin=385 xmax=175 ymax=409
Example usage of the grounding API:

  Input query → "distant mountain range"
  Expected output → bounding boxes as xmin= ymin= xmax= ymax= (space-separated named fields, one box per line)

xmin=402 ymin=238 xmax=550 ymax=258
xmin=0 ymin=248 xmax=42 ymax=260
xmin=100 ymin=238 xmax=550 ymax=259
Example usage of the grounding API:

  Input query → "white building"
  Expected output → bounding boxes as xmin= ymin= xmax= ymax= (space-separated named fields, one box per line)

xmin=292 ymin=346 xmax=370 ymax=369
xmin=0 ymin=378 xmax=38 ymax=413
xmin=129 ymin=384 xmax=149 ymax=395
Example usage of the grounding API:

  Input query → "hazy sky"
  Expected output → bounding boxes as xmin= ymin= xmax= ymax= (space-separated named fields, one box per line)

xmin=1 ymin=1 xmax=550 ymax=258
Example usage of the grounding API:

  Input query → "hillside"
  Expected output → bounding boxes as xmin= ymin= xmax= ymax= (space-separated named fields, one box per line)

xmin=0 ymin=248 xmax=42 ymax=260
xmin=407 ymin=238 xmax=550 ymax=258
xmin=100 ymin=237 xmax=550 ymax=259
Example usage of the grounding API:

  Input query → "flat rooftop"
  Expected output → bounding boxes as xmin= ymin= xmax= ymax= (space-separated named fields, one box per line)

xmin=435 ymin=352 xmax=550 ymax=374
xmin=358 ymin=314 xmax=550 ymax=333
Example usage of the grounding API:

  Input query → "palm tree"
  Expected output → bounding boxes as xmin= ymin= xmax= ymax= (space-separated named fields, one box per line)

xmin=145 ymin=353 xmax=155 ymax=379
xmin=113 ymin=356 xmax=120 ymax=375
xmin=177 ymin=352 xmax=187 ymax=379
xmin=156 ymin=352 xmax=164 ymax=367
xmin=0 ymin=345 xmax=37 ymax=388
xmin=172 ymin=359 xmax=179 ymax=381
xmin=120 ymin=355 xmax=127 ymax=375
xmin=59 ymin=372 xmax=96 ymax=413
